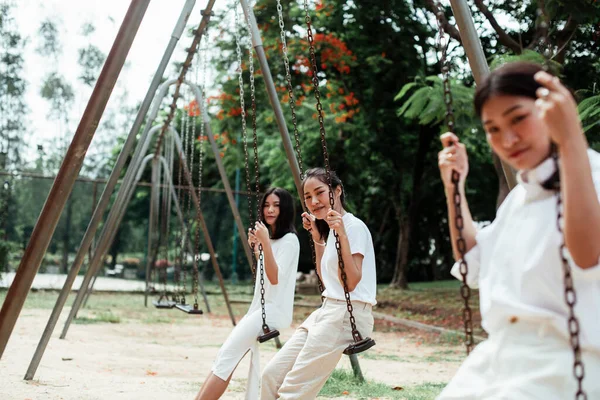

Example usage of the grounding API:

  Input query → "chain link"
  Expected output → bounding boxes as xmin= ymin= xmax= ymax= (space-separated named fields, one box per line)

xmin=244 ymin=0 xmax=269 ymax=332
xmin=276 ymin=0 xmax=323 ymax=294
xmin=433 ymin=1 xmax=473 ymax=353
xmin=553 ymin=153 xmax=587 ymax=399
xmin=234 ymin=5 xmax=257 ymax=279
xmin=303 ymin=0 xmax=360 ymax=341
xmin=537 ymin=7 xmax=587 ymax=398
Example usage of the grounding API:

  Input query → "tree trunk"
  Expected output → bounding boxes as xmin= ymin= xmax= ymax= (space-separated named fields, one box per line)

xmin=389 ymin=125 xmax=435 ymax=288
xmin=390 ymin=216 xmax=410 ymax=289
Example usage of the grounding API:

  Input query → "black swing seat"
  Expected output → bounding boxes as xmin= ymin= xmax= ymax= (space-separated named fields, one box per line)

xmin=258 ymin=328 xmax=280 ymax=343
xmin=175 ymin=303 xmax=204 ymax=315
xmin=153 ymin=297 xmax=177 ymax=309
xmin=343 ymin=337 xmax=376 ymax=355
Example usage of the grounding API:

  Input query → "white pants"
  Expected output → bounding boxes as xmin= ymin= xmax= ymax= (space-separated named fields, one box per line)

xmin=212 ymin=309 xmax=264 ymax=400
xmin=437 ymin=318 xmax=600 ymax=400
xmin=261 ymin=298 xmax=374 ymax=400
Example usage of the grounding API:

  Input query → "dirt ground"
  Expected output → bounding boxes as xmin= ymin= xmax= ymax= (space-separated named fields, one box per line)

xmin=0 ymin=306 xmax=463 ymax=400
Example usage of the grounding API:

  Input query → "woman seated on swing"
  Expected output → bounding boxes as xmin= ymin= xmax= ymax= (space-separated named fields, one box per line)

xmin=261 ymin=167 xmax=377 ymax=399
xmin=195 ymin=187 xmax=300 ymax=400
xmin=437 ymin=61 xmax=600 ymax=399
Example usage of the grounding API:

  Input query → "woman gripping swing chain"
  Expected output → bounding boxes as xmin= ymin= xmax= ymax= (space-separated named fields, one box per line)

xmin=436 ymin=62 xmax=600 ymax=399
xmin=195 ymin=187 xmax=300 ymax=400
xmin=261 ymin=168 xmax=377 ymax=399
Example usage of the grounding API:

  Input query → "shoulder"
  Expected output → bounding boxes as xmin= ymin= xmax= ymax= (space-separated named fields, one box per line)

xmin=278 ymin=232 xmax=300 ymax=247
xmin=343 ymin=214 xmax=372 ymax=237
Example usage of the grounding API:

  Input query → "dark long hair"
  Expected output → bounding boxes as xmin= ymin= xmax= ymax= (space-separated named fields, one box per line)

xmin=259 ymin=187 xmax=296 ymax=240
xmin=301 ymin=168 xmax=346 ymax=241
xmin=473 ymin=61 xmax=559 ymax=189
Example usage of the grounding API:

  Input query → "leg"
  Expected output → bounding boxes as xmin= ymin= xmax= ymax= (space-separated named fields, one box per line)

xmin=277 ymin=302 xmax=374 ymax=399
xmin=195 ymin=371 xmax=233 ymax=400
xmin=198 ymin=311 xmax=262 ymax=399
xmin=261 ymin=327 xmax=308 ymax=399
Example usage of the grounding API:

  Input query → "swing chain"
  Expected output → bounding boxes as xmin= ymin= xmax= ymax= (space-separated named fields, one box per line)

xmin=304 ymin=0 xmax=360 ymax=342
xmin=434 ymin=1 xmax=473 ymax=353
xmin=554 ymin=153 xmax=587 ymax=399
xmin=537 ymin=7 xmax=587 ymax=399
xmin=234 ymin=5 xmax=257 ymax=279
xmin=276 ymin=0 xmax=323 ymax=294
xmin=244 ymin=0 xmax=270 ymax=331
xmin=276 ymin=0 xmax=304 ymax=176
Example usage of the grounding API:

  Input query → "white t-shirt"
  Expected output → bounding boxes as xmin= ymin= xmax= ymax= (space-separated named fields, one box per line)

xmin=452 ymin=149 xmax=600 ymax=352
xmin=248 ymin=232 xmax=300 ymax=329
xmin=321 ymin=213 xmax=377 ymax=305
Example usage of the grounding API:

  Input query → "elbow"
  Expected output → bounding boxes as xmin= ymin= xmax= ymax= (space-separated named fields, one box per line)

xmin=267 ymin=273 xmax=279 ymax=285
xmin=571 ymin=254 xmax=599 ymax=270
xmin=347 ymin=276 xmax=361 ymax=292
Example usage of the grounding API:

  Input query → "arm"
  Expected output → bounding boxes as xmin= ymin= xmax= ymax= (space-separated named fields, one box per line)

xmin=302 ymin=212 xmax=326 ymax=290
xmin=535 ymin=72 xmax=600 ymax=268
xmin=332 ymin=231 xmax=363 ymax=292
xmin=325 ymin=210 xmax=364 ymax=292
xmin=560 ymin=140 xmax=600 ymax=268
xmin=253 ymin=222 xmax=279 ymax=285
xmin=439 ymin=133 xmax=478 ymax=261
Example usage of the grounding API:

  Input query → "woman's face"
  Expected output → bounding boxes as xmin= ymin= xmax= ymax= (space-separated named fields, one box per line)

xmin=481 ymin=94 xmax=552 ymax=171
xmin=262 ymin=193 xmax=280 ymax=228
xmin=303 ymin=177 xmax=340 ymax=219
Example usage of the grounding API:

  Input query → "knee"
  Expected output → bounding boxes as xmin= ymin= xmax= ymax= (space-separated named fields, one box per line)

xmin=261 ymin=361 xmax=284 ymax=395
xmin=261 ymin=361 xmax=278 ymax=384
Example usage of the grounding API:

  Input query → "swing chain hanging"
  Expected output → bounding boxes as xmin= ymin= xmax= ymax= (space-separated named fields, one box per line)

xmin=234 ymin=5 xmax=257 ymax=279
xmin=303 ymin=0 xmax=361 ymax=342
xmin=555 ymin=166 xmax=587 ymax=399
xmin=276 ymin=0 xmax=304 ymax=176
xmin=276 ymin=0 xmax=323 ymax=294
xmin=536 ymin=8 xmax=587 ymax=399
xmin=243 ymin=0 xmax=274 ymax=339
xmin=434 ymin=1 xmax=474 ymax=353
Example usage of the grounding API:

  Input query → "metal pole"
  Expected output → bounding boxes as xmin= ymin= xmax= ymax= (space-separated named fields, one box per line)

xmin=231 ymin=168 xmax=240 ymax=284
xmin=81 ymin=181 xmax=100 ymax=310
xmin=448 ymin=0 xmax=516 ymax=190
xmin=186 ymin=81 xmax=254 ymax=270
xmin=240 ymin=0 xmax=303 ymax=198
xmin=0 ymin=170 xmax=255 ymax=195
xmin=0 ymin=0 xmax=150 ymax=360
xmin=22 ymin=1 xmax=195 ymax=377
xmin=144 ymin=158 xmax=160 ymax=307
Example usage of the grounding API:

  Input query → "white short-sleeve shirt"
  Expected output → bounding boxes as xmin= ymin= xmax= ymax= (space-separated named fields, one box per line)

xmin=248 ymin=232 xmax=300 ymax=329
xmin=321 ymin=213 xmax=377 ymax=305
xmin=452 ymin=149 xmax=600 ymax=352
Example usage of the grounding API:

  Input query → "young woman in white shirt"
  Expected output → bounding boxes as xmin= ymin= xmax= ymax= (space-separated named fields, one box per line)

xmin=261 ymin=168 xmax=377 ymax=399
xmin=437 ymin=61 xmax=600 ymax=399
xmin=195 ymin=187 xmax=300 ymax=400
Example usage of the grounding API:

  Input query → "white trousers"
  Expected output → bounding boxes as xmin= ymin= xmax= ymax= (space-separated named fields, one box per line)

xmin=212 ymin=309 xmax=264 ymax=400
xmin=261 ymin=298 xmax=374 ymax=400
xmin=437 ymin=318 xmax=600 ymax=400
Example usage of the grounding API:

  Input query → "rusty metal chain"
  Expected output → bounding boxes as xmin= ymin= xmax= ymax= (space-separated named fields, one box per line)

xmin=537 ymin=7 xmax=587 ymax=399
xmin=554 ymin=160 xmax=587 ymax=399
xmin=276 ymin=0 xmax=323 ymax=294
xmin=304 ymin=0 xmax=360 ymax=341
xmin=244 ymin=0 xmax=270 ymax=332
xmin=434 ymin=2 xmax=473 ymax=353
xmin=276 ymin=0 xmax=305 ymax=176
xmin=234 ymin=5 xmax=257 ymax=279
